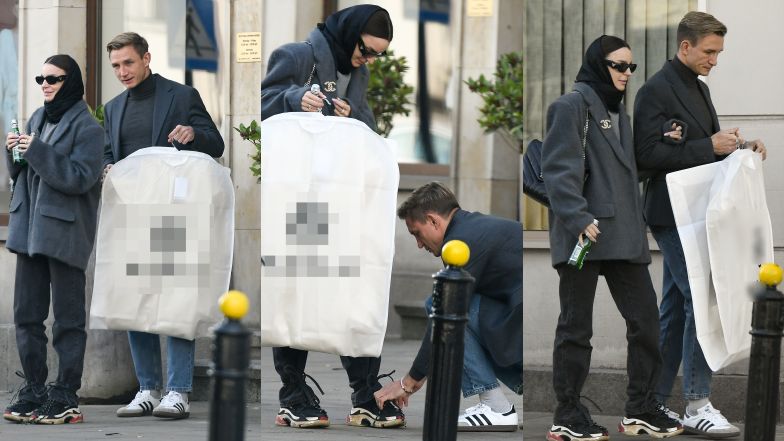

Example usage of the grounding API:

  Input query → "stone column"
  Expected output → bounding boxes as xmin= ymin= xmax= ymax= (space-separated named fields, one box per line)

xmin=451 ymin=0 xmax=523 ymax=220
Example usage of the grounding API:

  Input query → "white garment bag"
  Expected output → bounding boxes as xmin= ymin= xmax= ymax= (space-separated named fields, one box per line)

xmin=666 ymin=150 xmax=773 ymax=370
xmin=91 ymin=147 xmax=235 ymax=340
xmin=260 ymin=113 xmax=399 ymax=357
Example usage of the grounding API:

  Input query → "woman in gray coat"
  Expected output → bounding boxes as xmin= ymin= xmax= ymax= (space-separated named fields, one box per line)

xmin=3 ymin=54 xmax=103 ymax=425
xmin=542 ymin=36 xmax=682 ymax=441
xmin=260 ymin=4 xmax=404 ymax=430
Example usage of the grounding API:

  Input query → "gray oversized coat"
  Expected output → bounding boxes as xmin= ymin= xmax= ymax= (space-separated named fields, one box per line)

xmin=260 ymin=28 xmax=376 ymax=130
xmin=542 ymin=82 xmax=650 ymax=267
xmin=6 ymin=100 xmax=104 ymax=271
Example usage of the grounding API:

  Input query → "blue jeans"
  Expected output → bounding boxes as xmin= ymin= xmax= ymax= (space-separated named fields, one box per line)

xmin=650 ymin=226 xmax=712 ymax=401
xmin=128 ymin=331 xmax=195 ymax=393
xmin=426 ymin=295 xmax=523 ymax=398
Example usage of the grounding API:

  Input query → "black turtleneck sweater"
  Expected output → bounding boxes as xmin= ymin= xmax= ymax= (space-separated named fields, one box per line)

xmin=119 ymin=73 xmax=156 ymax=160
xmin=671 ymin=56 xmax=716 ymax=134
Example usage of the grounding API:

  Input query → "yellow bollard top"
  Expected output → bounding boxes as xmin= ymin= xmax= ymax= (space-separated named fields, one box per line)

xmin=759 ymin=263 xmax=783 ymax=288
xmin=441 ymin=240 xmax=470 ymax=267
xmin=219 ymin=290 xmax=250 ymax=320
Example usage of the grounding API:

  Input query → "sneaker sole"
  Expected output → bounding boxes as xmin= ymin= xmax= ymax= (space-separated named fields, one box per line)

xmin=457 ymin=423 xmax=518 ymax=432
xmin=275 ymin=414 xmax=330 ymax=428
xmin=153 ymin=410 xmax=190 ymax=419
xmin=117 ymin=409 xmax=153 ymax=417
xmin=346 ymin=413 xmax=405 ymax=428
xmin=683 ymin=425 xmax=740 ymax=438
xmin=34 ymin=414 xmax=83 ymax=425
xmin=619 ymin=422 xmax=683 ymax=438
xmin=547 ymin=431 xmax=608 ymax=441
xmin=3 ymin=413 xmax=33 ymax=424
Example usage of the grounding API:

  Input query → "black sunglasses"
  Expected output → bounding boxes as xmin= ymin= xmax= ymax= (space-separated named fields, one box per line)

xmin=358 ymin=38 xmax=386 ymax=58
xmin=604 ymin=60 xmax=637 ymax=73
xmin=35 ymin=75 xmax=67 ymax=85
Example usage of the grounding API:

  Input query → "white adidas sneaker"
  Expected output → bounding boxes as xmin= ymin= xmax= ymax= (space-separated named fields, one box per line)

xmin=116 ymin=390 xmax=160 ymax=417
xmin=457 ymin=403 xmax=518 ymax=432
xmin=681 ymin=402 xmax=740 ymax=438
xmin=153 ymin=391 xmax=190 ymax=419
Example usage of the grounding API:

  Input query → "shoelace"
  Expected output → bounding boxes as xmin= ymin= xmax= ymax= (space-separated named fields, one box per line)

xmin=7 ymin=371 xmax=27 ymax=406
xmin=160 ymin=392 xmax=184 ymax=407
xmin=283 ymin=366 xmax=325 ymax=408
xmin=376 ymin=370 xmax=396 ymax=383
xmin=577 ymin=396 xmax=606 ymax=431
xmin=129 ymin=391 xmax=151 ymax=406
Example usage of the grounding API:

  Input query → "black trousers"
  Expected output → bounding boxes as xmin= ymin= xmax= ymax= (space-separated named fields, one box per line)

xmin=552 ymin=260 xmax=661 ymax=422
xmin=273 ymin=346 xmax=381 ymax=407
xmin=14 ymin=254 xmax=87 ymax=406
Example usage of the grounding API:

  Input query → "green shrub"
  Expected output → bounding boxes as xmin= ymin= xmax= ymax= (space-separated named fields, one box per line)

xmin=465 ymin=51 xmax=524 ymax=152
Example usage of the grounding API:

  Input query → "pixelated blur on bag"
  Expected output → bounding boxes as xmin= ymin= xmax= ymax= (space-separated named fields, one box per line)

xmin=260 ymin=113 xmax=399 ymax=357
xmin=667 ymin=150 xmax=773 ymax=370
xmin=90 ymin=147 xmax=235 ymax=340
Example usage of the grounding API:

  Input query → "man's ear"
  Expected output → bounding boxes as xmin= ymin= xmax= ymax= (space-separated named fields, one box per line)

xmin=143 ymin=52 xmax=151 ymax=68
xmin=678 ymin=39 xmax=690 ymax=56
xmin=425 ymin=212 xmax=440 ymax=229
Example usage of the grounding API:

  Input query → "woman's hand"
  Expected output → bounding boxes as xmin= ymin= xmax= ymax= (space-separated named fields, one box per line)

xmin=6 ymin=131 xmax=18 ymax=151
xmin=581 ymin=221 xmax=601 ymax=244
xmin=11 ymin=134 xmax=34 ymax=155
xmin=301 ymin=90 xmax=324 ymax=112
xmin=333 ymin=97 xmax=351 ymax=117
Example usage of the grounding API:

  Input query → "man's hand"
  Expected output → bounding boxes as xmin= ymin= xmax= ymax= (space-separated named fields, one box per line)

xmin=711 ymin=128 xmax=740 ymax=155
xmin=746 ymin=139 xmax=768 ymax=161
xmin=102 ymin=163 xmax=113 ymax=182
xmin=374 ymin=375 xmax=425 ymax=409
xmin=664 ymin=122 xmax=683 ymax=141
xmin=168 ymin=125 xmax=195 ymax=145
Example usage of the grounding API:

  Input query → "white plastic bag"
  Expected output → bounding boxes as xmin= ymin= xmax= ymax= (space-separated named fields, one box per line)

xmin=91 ymin=147 xmax=235 ymax=340
xmin=260 ymin=113 xmax=399 ymax=357
xmin=666 ymin=150 xmax=773 ymax=370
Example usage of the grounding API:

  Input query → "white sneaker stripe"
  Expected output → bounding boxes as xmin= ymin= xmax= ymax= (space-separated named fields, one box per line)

xmin=479 ymin=414 xmax=492 ymax=425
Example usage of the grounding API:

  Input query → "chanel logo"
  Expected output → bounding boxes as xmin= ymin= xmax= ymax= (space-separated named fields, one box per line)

xmin=324 ymin=81 xmax=337 ymax=92
xmin=600 ymin=120 xmax=612 ymax=129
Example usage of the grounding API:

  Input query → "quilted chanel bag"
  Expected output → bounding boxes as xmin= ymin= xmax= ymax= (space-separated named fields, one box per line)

xmin=522 ymin=111 xmax=589 ymax=207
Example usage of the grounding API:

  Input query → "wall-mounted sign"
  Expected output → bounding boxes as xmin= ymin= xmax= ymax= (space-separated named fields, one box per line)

xmin=467 ymin=0 xmax=493 ymax=17
xmin=236 ymin=32 xmax=261 ymax=63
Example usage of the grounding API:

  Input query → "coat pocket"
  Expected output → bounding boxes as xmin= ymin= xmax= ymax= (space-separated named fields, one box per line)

xmin=39 ymin=204 xmax=75 ymax=222
xmin=587 ymin=203 xmax=615 ymax=218
xmin=9 ymin=193 xmax=22 ymax=213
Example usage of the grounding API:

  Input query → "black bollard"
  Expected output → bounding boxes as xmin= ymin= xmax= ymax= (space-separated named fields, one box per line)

xmin=208 ymin=293 xmax=251 ymax=441
xmin=744 ymin=266 xmax=784 ymax=441
xmin=422 ymin=244 xmax=475 ymax=441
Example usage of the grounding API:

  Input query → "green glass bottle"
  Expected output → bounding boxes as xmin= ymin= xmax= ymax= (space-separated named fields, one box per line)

xmin=10 ymin=119 xmax=26 ymax=165
xmin=568 ymin=219 xmax=599 ymax=270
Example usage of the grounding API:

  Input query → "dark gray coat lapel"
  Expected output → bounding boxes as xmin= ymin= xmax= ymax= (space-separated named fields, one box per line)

xmin=575 ymin=83 xmax=634 ymax=172
xmin=111 ymin=91 xmax=127 ymax=153
xmin=152 ymin=75 xmax=174 ymax=145
xmin=662 ymin=62 xmax=717 ymax=137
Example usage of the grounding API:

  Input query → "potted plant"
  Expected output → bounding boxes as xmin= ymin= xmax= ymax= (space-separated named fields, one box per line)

xmin=465 ymin=51 xmax=524 ymax=153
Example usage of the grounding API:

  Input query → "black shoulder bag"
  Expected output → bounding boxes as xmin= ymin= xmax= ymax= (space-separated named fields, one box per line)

xmin=523 ymin=110 xmax=590 ymax=207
